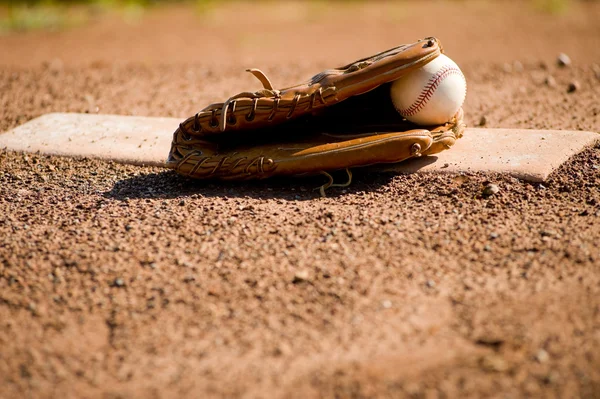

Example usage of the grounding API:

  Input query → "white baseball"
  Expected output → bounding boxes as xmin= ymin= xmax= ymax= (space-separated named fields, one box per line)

xmin=390 ymin=54 xmax=466 ymax=126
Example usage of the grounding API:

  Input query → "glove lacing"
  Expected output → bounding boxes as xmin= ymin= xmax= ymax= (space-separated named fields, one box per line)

xmin=216 ymin=69 xmax=335 ymax=132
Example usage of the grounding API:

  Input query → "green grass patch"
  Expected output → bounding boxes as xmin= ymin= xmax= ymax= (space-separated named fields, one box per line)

xmin=0 ymin=0 xmax=156 ymax=33
xmin=0 ymin=4 xmax=89 ymax=33
xmin=532 ymin=0 xmax=570 ymax=14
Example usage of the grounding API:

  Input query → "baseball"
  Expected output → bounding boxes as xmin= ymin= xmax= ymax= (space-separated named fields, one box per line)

xmin=390 ymin=54 xmax=466 ymax=126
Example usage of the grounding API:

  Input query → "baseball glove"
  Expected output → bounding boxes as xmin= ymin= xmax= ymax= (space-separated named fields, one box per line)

xmin=167 ymin=37 xmax=465 ymax=195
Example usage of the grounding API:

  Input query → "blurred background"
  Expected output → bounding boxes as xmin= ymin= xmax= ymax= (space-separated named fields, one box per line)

xmin=0 ymin=0 xmax=599 ymax=68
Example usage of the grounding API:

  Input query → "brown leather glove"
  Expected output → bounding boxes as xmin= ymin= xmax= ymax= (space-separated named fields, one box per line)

xmin=167 ymin=37 xmax=465 ymax=194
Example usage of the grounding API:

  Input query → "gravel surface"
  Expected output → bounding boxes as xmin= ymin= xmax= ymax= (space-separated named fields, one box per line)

xmin=1 ymin=1 xmax=599 ymax=398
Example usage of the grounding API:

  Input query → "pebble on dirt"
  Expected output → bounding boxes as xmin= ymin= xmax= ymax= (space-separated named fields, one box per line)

xmin=479 ymin=116 xmax=487 ymax=126
xmin=482 ymin=183 xmax=500 ymax=197
xmin=292 ymin=270 xmax=310 ymax=284
xmin=557 ymin=53 xmax=571 ymax=68
xmin=536 ymin=349 xmax=550 ymax=363
xmin=593 ymin=64 xmax=600 ymax=80
xmin=113 ymin=278 xmax=125 ymax=287
xmin=481 ymin=354 xmax=509 ymax=372
xmin=544 ymin=76 xmax=557 ymax=88
xmin=544 ymin=371 xmax=560 ymax=385
xmin=567 ymin=81 xmax=580 ymax=93
xmin=513 ymin=61 xmax=524 ymax=72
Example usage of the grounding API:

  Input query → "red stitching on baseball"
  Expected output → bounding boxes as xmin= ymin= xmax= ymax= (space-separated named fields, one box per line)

xmin=399 ymin=65 xmax=465 ymax=117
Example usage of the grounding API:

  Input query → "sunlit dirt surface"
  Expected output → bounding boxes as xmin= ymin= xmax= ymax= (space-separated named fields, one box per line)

xmin=1 ymin=1 xmax=599 ymax=397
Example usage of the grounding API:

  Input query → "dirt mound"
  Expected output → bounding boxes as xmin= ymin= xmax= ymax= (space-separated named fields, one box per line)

xmin=1 ymin=1 xmax=599 ymax=397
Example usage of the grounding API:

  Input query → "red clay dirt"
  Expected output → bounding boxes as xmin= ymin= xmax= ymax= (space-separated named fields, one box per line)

xmin=1 ymin=1 xmax=600 ymax=398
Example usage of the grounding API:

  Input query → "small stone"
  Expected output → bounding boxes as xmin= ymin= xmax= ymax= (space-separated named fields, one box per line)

xmin=535 ymin=349 xmax=550 ymax=363
xmin=502 ymin=63 xmax=512 ymax=73
xmin=292 ymin=270 xmax=310 ymax=284
xmin=382 ymin=300 xmax=392 ymax=309
xmin=272 ymin=343 xmax=291 ymax=357
xmin=544 ymin=76 xmax=557 ymax=88
xmin=48 ymin=58 xmax=64 ymax=74
xmin=513 ymin=61 xmax=524 ymax=72
xmin=480 ymin=354 xmax=509 ymax=372
xmin=483 ymin=245 xmax=492 ymax=252
xmin=567 ymin=81 xmax=580 ymax=93
xmin=478 ymin=115 xmax=487 ymax=126
xmin=125 ymin=224 xmax=133 ymax=231
xmin=482 ymin=183 xmax=500 ymax=197
xmin=113 ymin=278 xmax=125 ymax=287
xmin=592 ymin=64 xmax=600 ymax=80
xmin=426 ymin=280 xmax=436 ymax=288
xmin=543 ymin=370 xmax=560 ymax=385
xmin=489 ymin=232 xmax=499 ymax=240
xmin=179 ymin=200 xmax=186 ymax=206
xmin=557 ymin=53 xmax=571 ymax=68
